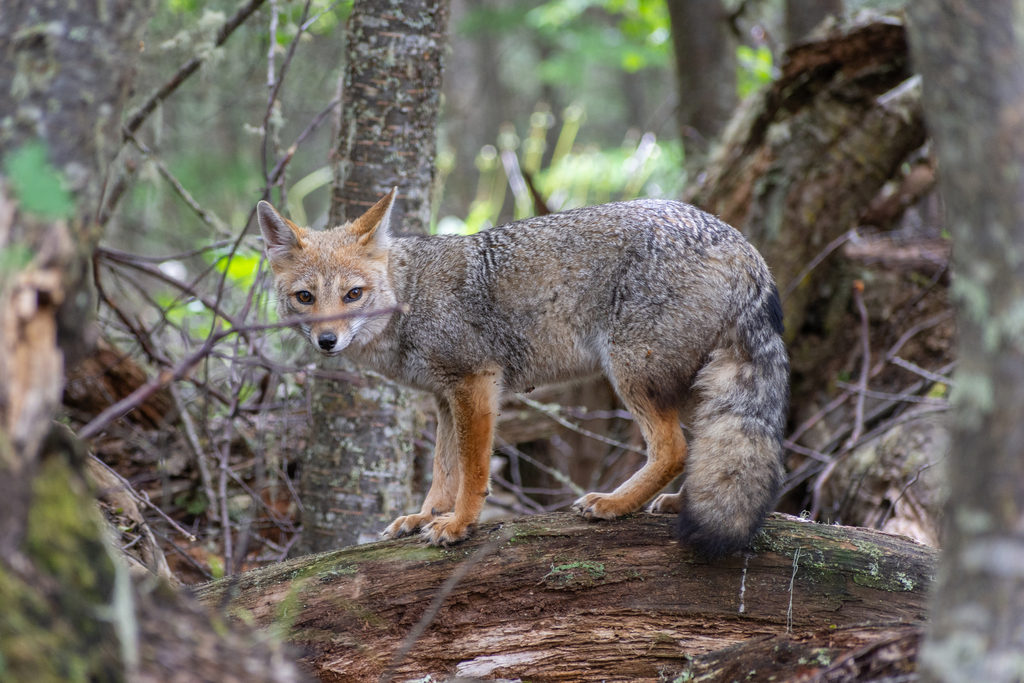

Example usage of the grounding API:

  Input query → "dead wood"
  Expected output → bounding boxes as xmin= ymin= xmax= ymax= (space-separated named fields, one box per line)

xmin=689 ymin=17 xmax=926 ymax=338
xmin=195 ymin=512 xmax=935 ymax=683
xmin=63 ymin=337 xmax=175 ymax=429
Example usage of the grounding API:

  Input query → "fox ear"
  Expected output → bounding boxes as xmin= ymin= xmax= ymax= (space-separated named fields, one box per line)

xmin=349 ymin=187 xmax=397 ymax=249
xmin=257 ymin=201 xmax=304 ymax=265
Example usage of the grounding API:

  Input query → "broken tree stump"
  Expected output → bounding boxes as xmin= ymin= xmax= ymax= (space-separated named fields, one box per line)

xmin=195 ymin=512 xmax=935 ymax=682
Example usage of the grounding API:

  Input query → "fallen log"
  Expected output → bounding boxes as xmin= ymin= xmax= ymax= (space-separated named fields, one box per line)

xmin=195 ymin=512 xmax=935 ymax=682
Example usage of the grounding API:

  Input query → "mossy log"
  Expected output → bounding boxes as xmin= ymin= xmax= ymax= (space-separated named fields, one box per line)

xmin=195 ymin=512 xmax=935 ymax=682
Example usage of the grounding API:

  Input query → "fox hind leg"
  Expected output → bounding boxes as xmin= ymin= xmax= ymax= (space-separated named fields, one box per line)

xmin=382 ymin=397 xmax=460 ymax=539
xmin=572 ymin=388 xmax=687 ymax=519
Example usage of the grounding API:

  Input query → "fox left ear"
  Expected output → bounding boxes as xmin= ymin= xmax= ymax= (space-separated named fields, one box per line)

xmin=349 ymin=187 xmax=397 ymax=249
xmin=257 ymin=201 xmax=305 ymax=267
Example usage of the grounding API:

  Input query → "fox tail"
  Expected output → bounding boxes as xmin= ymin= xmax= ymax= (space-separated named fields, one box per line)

xmin=677 ymin=284 xmax=789 ymax=557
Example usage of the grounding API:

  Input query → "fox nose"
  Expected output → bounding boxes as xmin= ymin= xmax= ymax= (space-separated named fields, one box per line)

xmin=318 ymin=332 xmax=337 ymax=350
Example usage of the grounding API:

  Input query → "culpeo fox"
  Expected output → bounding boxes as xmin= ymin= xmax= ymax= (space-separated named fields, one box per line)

xmin=257 ymin=189 xmax=789 ymax=557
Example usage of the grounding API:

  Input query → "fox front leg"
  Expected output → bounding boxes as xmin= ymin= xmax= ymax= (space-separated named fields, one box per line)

xmin=420 ymin=370 xmax=501 ymax=546
xmin=381 ymin=398 xmax=459 ymax=540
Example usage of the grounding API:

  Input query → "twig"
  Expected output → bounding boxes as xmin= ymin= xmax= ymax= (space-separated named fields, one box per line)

xmin=878 ymin=456 xmax=945 ymax=530
xmin=127 ymin=135 xmax=231 ymax=237
xmin=489 ymin=473 xmax=547 ymax=514
xmin=891 ymin=356 xmax=957 ymax=385
xmin=495 ymin=437 xmax=585 ymax=496
xmin=169 ymin=383 xmax=218 ymax=521
xmin=783 ymin=393 xmax=850 ymax=453
xmin=78 ymin=334 xmax=220 ymax=440
xmin=786 ymin=546 xmax=802 ymax=633
xmin=515 ymin=395 xmax=647 ymax=455
xmin=267 ymin=97 xmax=341 ymax=186
xmin=782 ymin=229 xmax=858 ymax=302
xmin=834 ymin=381 xmax=949 ymax=406
xmin=89 ymin=455 xmax=197 ymax=542
xmin=810 ymin=280 xmax=870 ymax=521
xmin=219 ymin=433 xmax=234 ymax=575
xmin=150 ymin=526 xmax=214 ymax=580
xmin=123 ymin=0 xmax=268 ymax=137
xmin=262 ymin=0 xmax=313 ymax=183
xmin=267 ymin=0 xmax=279 ymax=96
xmin=870 ymin=310 xmax=954 ymax=376
xmin=97 ymin=240 xmax=236 ymax=264
xmin=378 ymin=527 xmax=514 ymax=683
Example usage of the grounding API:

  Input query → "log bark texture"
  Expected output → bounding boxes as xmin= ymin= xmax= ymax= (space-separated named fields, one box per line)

xmin=196 ymin=512 xmax=936 ymax=682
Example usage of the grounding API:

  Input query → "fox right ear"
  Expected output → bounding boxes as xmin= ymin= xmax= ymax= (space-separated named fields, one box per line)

xmin=349 ymin=187 xmax=397 ymax=250
xmin=257 ymin=201 xmax=304 ymax=264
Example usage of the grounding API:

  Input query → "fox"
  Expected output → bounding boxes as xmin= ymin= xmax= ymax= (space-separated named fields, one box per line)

xmin=256 ymin=189 xmax=789 ymax=557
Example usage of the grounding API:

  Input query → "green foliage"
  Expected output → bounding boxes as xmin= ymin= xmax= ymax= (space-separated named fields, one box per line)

xmin=167 ymin=0 xmax=199 ymax=13
xmin=462 ymin=0 xmax=670 ymax=81
xmin=214 ymin=250 xmax=263 ymax=291
xmin=0 ymin=245 xmax=34 ymax=277
xmin=528 ymin=0 xmax=671 ymax=76
xmin=737 ymin=45 xmax=777 ymax=99
xmin=436 ymin=102 xmax=684 ymax=235
xmin=3 ymin=142 xmax=76 ymax=220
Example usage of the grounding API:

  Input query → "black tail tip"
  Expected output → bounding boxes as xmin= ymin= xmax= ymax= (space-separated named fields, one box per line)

xmin=676 ymin=507 xmax=761 ymax=560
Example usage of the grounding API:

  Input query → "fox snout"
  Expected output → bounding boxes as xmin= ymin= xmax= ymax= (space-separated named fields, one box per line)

xmin=317 ymin=331 xmax=338 ymax=351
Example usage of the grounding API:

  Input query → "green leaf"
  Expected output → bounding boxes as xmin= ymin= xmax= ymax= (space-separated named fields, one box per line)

xmin=3 ymin=142 xmax=76 ymax=220
xmin=215 ymin=252 xmax=262 ymax=289
xmin=0 ymin=245 xmax=34 ymax=276
xmin=737 ymin=45 xmax=777 ymax=99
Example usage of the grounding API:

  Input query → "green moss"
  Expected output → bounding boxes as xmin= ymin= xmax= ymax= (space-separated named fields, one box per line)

xmin=0 ymin=454 xmax=123 ymax=682
xmin=542 ymin=560 xmax=607 ymax=589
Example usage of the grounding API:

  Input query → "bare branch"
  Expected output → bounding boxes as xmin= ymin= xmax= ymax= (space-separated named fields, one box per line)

xmin=123 ymin=0 xmax=268 ymax=137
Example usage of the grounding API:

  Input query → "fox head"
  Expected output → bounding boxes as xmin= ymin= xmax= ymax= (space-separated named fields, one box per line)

xmin=257 ymin=189 xmax=398 ymax=356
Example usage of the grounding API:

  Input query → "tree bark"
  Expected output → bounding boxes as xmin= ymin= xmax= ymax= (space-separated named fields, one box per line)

xmin=197 ymin=512 xmax=935 ymax=682
xmin=666 ymin=0 xmax=737 ymax=144
xmin=298 ymin=0 xmax=451 ymax=554
xmin=328 ymin=0 xmax=449 ymax=233
xmin=906 ymin=3 xmax=1024 ymax=682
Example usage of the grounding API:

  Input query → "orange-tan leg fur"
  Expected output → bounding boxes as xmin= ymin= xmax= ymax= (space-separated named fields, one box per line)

xmin=421 ymin=370 xmax=502 ymax=546
xmin=572 ymin=403 xmax=687 ymax=519
xmin=381 ymin=400 xmax=460 ymax=539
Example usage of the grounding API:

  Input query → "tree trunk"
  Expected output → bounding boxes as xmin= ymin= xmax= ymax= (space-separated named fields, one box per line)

xmin=328 ymin=0 xmax=449 ymax=233
xmin=297 ymin=0 xmax=451 ymax=555
xmin=906 ymin=3 xmax=1024 ymax=682
xmin=666 ymin=0 xmax=737 ymax=145
xmin=0 ymin=4 xmax=306 ymax=681
xmin=196 ymin=512 xmax=935 ymax=682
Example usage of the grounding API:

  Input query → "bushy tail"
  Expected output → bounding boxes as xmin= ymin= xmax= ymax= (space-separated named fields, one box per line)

xmin=677 ymin=284 xmax=789 ymax=557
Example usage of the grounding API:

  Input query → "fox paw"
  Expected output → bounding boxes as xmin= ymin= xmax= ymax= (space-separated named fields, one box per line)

xmin=649 ymin=492 xmax=683 ymax=514
xmin=421 ymin=513 xmax=472 ymax=547
xmin=571 ymin=492 xmax=632 ymax=520
xmin=381 ymin=512 xmax=434 ymax=540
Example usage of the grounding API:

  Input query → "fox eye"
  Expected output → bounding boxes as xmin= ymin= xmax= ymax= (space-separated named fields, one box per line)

xmin=295 ymin=290 xmax=314 ymax=305
xmin=344 ymin=287 xmax=363 ymax=302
